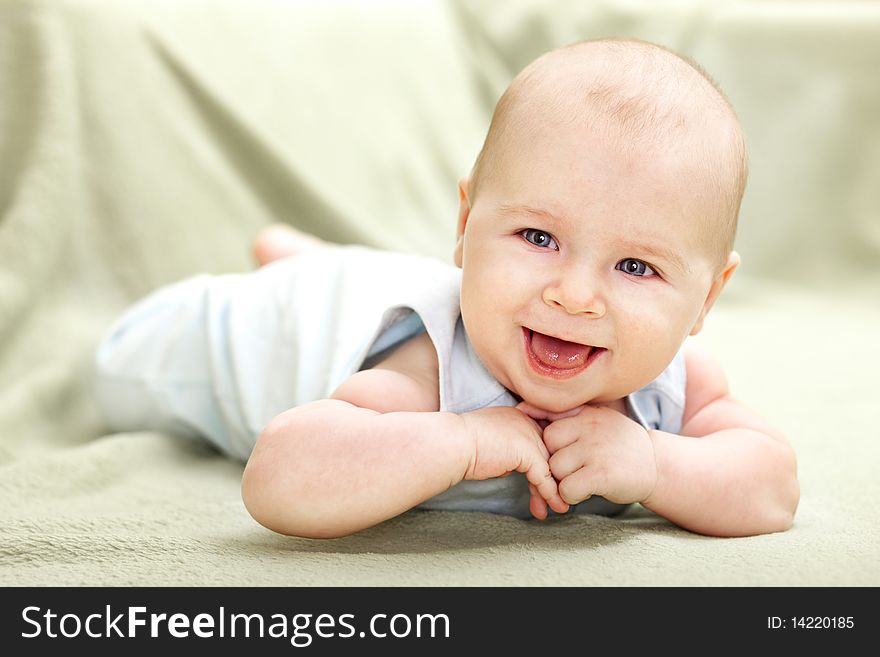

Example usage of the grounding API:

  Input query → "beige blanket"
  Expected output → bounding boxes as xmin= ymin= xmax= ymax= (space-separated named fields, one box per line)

xmin=1 ymin=0 xmax=878 ymax=586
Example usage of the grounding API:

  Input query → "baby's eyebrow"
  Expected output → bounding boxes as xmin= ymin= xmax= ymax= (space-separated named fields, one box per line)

xmin=617 ymin=240 xmax=691 ymax=274
xmin=498 ymin=204 xmax=563 ymax=223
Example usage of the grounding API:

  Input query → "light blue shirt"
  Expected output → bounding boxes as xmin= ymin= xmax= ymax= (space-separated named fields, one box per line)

xmin=95 ymin=246 xmax=685 ymax=519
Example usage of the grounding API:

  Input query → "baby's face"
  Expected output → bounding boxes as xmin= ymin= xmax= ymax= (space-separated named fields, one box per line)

xmin=455 ymin=124 xmax=734 ymax=413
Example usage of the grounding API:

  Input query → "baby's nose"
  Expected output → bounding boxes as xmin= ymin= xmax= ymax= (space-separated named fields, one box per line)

xmin=541 ymin=278 xmax=606 ymax=317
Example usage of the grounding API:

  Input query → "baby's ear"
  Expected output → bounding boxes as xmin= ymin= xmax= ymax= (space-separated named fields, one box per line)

xmin=453 ymin=176 xmax=471 ymax=268
xmin=690 ymin=251 xmax=740 ymax=336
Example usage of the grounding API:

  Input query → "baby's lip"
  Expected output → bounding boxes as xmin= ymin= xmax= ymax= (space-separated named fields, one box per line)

xmin=522 ymin=327 xmax=606 ymax=379
xmin=525 ymin=326 xmax=602 ymax=350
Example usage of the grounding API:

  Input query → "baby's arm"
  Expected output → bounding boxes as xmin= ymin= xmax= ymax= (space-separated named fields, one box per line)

xmin=527 ymin=340 xmax=798 ymax=537
xmin=642 ymin=341 xmax=799 ymax=536
xmin=242 ymin=335 xmax=568 ymax=539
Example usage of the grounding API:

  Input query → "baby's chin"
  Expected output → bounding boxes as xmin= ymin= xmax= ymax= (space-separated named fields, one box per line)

xmin=513 ymin=381 xmax=631 ymax=414
xmin=515 ymin=391 xmax=596 ymax=415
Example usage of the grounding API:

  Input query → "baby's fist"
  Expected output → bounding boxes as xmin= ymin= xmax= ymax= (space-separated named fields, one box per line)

xmin=542 ymin=405 xmax=657 ymax=506
xmin=460 ymin=406 xmax=569 ymax=518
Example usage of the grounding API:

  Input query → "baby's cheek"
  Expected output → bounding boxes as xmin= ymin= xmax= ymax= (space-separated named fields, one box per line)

xmin=618 ymin=313 xmax=683 ymax=379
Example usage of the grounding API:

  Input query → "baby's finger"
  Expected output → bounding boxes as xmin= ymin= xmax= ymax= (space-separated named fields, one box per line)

xmin=547 ymin=492 xmax=571 ymax=515
xmin=548 ymin=445 xmax=583 ymax=480
xmin=558 ymin=467 xmax=596 ymax=506
xmin=525 ymin=464 xmax=570 ymax=515
xmin=535 ymin=435 xmax=551 ymax=462
xmin=515 ymin=401 xmax=549 ymax=420
xmin=542 ymin=420 xmax=580 ymax=456
xmin=529 ymin=483 xmax=548 ymax=520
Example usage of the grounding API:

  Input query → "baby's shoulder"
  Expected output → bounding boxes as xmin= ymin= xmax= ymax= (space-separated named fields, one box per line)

xmin=681 ymin=340 xmax=729 ymax=423
xmin=372 ymin=331 xmax=440 ymax=394
xmin=331 ymin=332 xmax=440 ymax=413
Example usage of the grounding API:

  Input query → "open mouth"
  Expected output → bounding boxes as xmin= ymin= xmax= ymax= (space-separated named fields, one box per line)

xmin=522 ymin=328 xmax=606 ymax=380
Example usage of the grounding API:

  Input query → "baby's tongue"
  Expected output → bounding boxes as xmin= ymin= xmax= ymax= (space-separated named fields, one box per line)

xmin=530 ymin=331 xmax=591 ymax=369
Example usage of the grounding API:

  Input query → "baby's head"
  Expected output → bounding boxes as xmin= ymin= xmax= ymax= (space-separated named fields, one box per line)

xmin=453 ymin=39 xmax=747 ymax=412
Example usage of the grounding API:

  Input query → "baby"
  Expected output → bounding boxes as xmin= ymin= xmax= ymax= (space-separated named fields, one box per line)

xmin=95 ymin=39 xmax=799 ymax=539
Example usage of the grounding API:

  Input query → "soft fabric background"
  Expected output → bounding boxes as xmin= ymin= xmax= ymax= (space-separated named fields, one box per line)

xmin=1 ymin=0 xmax=877 ymax=585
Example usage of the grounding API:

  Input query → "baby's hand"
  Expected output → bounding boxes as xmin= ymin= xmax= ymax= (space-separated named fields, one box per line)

xmin=517 ymin=403 xmax=657 ymax=506
xmin=460 ymin=407 xmax=570 ymax=519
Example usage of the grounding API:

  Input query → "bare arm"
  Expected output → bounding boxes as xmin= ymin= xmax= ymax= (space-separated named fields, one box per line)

xmin=642 ymin=341 xmax=800 ymax=537
xmin=242 ymin=397 xmax=472 ymax=538
xmin=242 ymin=335 xmax=566 ymax=538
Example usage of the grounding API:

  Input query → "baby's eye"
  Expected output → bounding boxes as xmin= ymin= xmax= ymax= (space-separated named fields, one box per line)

xmin=520 ymin=229 xmax=558 ymax=250
xmin=616 ymin=258 xmax=656 ymax=277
